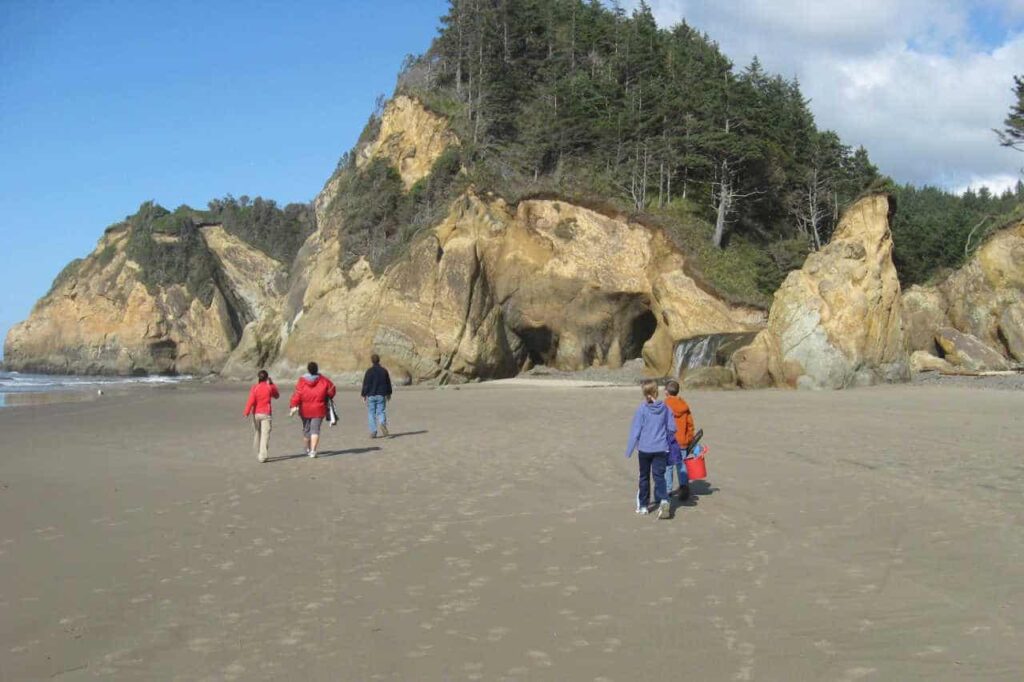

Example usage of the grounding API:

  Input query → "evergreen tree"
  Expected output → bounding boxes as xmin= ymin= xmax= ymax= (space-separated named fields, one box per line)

xmin=996 ymin=75 xmax=1024 ymax=151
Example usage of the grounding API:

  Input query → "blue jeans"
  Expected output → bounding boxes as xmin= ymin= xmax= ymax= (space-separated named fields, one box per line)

xmin=665 ymin=461 xmax=689 ymax=495
xmin=637 ymin=451 xmax=668 ymax=509
xmin=366 ymin=395 xmax=387 ymax=434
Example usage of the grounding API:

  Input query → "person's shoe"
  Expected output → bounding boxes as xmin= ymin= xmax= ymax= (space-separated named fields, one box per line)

xmin=308 ymin=450 xmax=317 ymax=458
xmin=258 ymin=456 xmax=267 ymax=463
xmin=379 ymin=424 xmax=389 ymax=437
xmin=658 ymin=500 xmax=671 ymax=519
xmin=369 ymin=432 xmax=377 ymax=439
xmin=636 ymin=505 xmax=650 ymax=515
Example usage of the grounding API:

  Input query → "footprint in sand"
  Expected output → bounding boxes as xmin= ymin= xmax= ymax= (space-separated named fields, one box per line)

xmin=526 ymin=650 xmax=552 ymax=667
xmin=486 ymin=626 xmax=510 ymax=642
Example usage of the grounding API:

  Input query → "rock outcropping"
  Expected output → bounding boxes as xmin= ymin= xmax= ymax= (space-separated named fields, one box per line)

xmin=4 ymin=223 xmax=286 ymax=376
xmin=732 ymin=194 xmax=909 ymax=389
xmin=11 ymin=95 xmax=921 ymax=389
xmin=901 ymin=218 xmax=1024 ymax=370
xmin=249 ymin=191 xmax=762 ymax=383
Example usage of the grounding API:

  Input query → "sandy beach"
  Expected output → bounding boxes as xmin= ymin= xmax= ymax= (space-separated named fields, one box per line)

xmin=2 ymin=381 xmax=1024 ymax=680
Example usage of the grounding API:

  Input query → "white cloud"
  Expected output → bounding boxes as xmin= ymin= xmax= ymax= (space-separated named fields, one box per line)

xmin=627 ymin=0 xmax=1024 ymax=192
xmin=955 ymin=173 xmax=1022 ymax=195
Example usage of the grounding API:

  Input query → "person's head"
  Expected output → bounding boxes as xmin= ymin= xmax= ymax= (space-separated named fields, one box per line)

xmin=641 ymin=379 xmax=659 ymax=402
xmin=307 ymin=361 xmax=319 ymax=375
xmin=665 ymin=379 xmax=680 ymax=396
xmin=257 ymin=369 xmax=269 ymax=383
xmin=371 ymin=353 xmax=380 ymax=365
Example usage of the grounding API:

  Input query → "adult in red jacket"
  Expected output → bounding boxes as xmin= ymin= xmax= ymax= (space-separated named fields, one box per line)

xmin=288 ymin=361 xmax=337 ymax=458
xmin=243 ymin=369 xmax=279 ymax=463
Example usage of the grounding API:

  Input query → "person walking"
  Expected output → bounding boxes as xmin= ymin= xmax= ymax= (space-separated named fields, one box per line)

xmin=243 ymin=370 xmax=279 ymax=463
xmin=361 ymin=353 xmax=393 ymax=438
xmin=624 ymin=380 xmax=677 ymax=519
xmin=663 ymin=379 xmax=695 ymax=501
xmin=288 ymin=361 xmax=337 ymax=458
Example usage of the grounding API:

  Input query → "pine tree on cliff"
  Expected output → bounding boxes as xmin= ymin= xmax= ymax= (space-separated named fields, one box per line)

xmin=996 ymin=75 xmax=1024 ymax=152
xmin=412 ymin=0 xmax=878 ymax=254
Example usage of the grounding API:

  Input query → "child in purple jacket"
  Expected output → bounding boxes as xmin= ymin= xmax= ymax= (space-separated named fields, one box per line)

xmin=624 ymin=380 xmax=677 ymax=519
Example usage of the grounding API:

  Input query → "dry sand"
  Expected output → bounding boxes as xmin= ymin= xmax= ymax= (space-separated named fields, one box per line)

xmin=1 ymin=380 xmax=1023 ymax=680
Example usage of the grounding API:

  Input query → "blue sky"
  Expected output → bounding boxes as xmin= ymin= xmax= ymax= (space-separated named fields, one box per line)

xmin=0 ymin=0 xmax=446 ymax=356
xmin=2 ymin=0 xmax=1022 ymax=360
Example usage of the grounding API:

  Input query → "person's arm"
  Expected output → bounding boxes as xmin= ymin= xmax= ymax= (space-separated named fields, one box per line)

xmin=326 ymin=377 xmax=337 ymax=400
xmin=384 ymin=369 xmax=393 ymax=400
xmin=360 ymin=369 xmax=369 ymax=402
xmin=270 ymin=382 xmax=280 ymax=400
xmin=289 ymin=381 xmax=301 ymax=415
xmin=624 ymin=407 xmax=643 ymax=458
xmin=243 ymin=386 xmax=256 ymax=416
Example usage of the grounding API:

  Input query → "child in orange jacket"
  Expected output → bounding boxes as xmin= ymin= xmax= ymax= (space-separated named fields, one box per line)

xmin=663 ymin=380 xmax=695 ymax=500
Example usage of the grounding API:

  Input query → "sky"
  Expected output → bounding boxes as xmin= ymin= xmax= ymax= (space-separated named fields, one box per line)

xmin=1 ymin=0 xmax=1022 ymax=358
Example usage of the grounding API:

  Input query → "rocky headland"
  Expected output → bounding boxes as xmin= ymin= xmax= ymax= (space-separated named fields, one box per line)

xmin=6 ymin=96 xmax=1023 ymax=388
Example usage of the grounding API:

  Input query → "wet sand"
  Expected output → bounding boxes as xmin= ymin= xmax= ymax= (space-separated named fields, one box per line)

xmin=1 ymin=381 xmax=1023 ymax=680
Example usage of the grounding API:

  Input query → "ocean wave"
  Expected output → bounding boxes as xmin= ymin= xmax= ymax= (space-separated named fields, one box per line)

xmin=0 ymin=371 xmax=192 ymax=393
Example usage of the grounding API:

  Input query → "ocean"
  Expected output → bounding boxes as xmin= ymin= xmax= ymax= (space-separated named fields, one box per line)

xmin=0 ymin=371 xmax=189 ymax=408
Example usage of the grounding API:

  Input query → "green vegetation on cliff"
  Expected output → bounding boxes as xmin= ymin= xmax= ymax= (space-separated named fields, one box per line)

xmin=206 ymin=195 xmax=314 ymax=265
xmin=331 ymin=147 xmax=466 ymax=271
xmin=321 ymin=0 xmax=1020 ymax=301
xmin=891 ymin=181 xmax=1024 ymax=285
xmin=118 ymin=198 xmax=313 ymax=304
xmin=367 ymin=0 xmax=883 ymax=303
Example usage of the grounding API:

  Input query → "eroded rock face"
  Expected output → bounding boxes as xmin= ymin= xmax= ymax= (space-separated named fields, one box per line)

xmin=4 ymin=223 xmax=287 ymax=376
xmin=732 ymin=194 xmax=909 ymax=389
xmin=4 ymin=228 xmax=237 ymax=375
xmin=901 ymin=219 xmax=1024 ymax=366
xmin=260 ymin=192 xmax=762 ymax=383
xmin=356 ymin=95 xmax=458 ymax=190
xmin=200 ymin=225 xmax=288 ymax=323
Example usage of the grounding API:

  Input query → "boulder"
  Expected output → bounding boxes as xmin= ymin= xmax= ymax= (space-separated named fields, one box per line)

xmin=681 ymin=366 xmax=737 ymax=389
xmin=901 ymin=286 xmax=948 ymax=354
xmin=999 ymin=303 xmax=1024 ymax=362
xmin=910 ymin=350 xmax=954 ymax=373
xmin=934 ymin=327 xmax=1010 ymax=372
xmin=900 ymin=219 xmax=1024 ymax=366
xmin=732 ymin=194 xmax=909 ymax=389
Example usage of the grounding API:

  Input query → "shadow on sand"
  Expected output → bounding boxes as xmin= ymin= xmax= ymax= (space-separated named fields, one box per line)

xmin=266 ymin=446 xmax=381 ymax=463
xmin=671 ymin=480 xmax=719 ymax=512
xmin=379 ymin=429 xmax=429 ymax=439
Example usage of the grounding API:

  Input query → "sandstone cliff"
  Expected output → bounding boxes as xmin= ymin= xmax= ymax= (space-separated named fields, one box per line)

xmin=732 ymin=194 xmax=910 ymax=389
xmin=250 ymin=190 xmax=763 ymax=383
xmin=213 ymin=96 xmax=764 ymax=383
xmin=4 ymin=95 xmax=787 ymax=382
xmin=901 ymin=218 xmax=1024 ymax=370
xmin=4 ymin=220 xmax=287 ymax=376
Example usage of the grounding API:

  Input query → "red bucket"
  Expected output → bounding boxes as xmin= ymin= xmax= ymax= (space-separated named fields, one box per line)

xmin=685 ymin=455 xmax=706 ymax=480
xmin=685 ymin=445 xmax=708 ymax=480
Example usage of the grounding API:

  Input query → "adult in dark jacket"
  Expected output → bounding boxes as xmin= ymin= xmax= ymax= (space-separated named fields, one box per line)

xmin=288 ymin=361 xmax=337 ymax=458
xmin=361 ymin=353 xmax=393 ymax=438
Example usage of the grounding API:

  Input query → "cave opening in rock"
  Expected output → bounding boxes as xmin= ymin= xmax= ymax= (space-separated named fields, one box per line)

xmin=519 ymin=326 xmax=557 ymax=366
xmin=623 ymin=309 xmax=658 ymax=360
